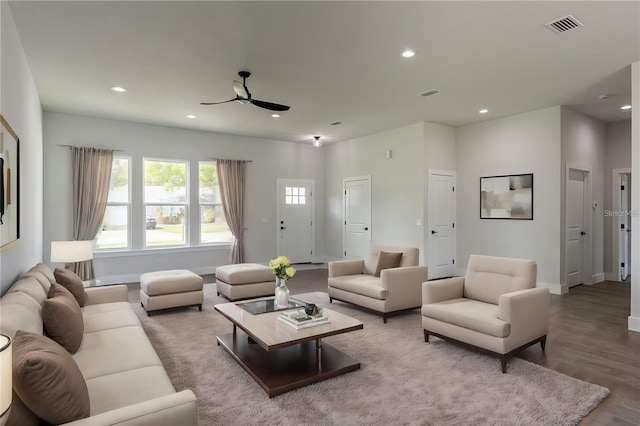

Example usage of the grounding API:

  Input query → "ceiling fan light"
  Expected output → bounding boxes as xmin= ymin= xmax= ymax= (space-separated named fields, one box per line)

xmin=401 ymin=49 xmax=416 ymax=58
xmin=313 ymin=136 xmax=322 ymax=147
xmin=620 ymin=105 xmax=632 ymax=110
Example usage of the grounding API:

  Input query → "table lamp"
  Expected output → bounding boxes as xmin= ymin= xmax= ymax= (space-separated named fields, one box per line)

xmin=0 ymin=334 xmax=11 ymax=424
xmin=50 ymin=240 xmax=93 ymax=268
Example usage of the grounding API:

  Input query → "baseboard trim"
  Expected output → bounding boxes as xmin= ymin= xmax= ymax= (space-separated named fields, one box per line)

xmin=628 ymin=316 xmax=640 ymax=333
xmin=605 ymin=272 xmax=623 ymax=282
xmin=588 ymin=273 xmax=605 ymax=285
xmin=537 ymin=281 xmax=566 ymax=295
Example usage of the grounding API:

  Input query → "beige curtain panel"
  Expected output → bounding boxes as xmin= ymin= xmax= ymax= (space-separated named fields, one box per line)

xmin=71 ymin=147 xmax=113 ymax=280
xmin=216 ymin=159 xmax=246 ymax=264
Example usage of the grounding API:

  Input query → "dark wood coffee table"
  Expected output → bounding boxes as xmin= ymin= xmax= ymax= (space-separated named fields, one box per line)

xmin=215 ymin=298 xmax=364 ymax=397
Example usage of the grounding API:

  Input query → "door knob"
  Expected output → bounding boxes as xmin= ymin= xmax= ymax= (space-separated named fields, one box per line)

xmin=281 ymin=226 xmax=287 ymax=230
xmin=363 ymin=227 xmax=369 ymax=231
xmin=431 ymin=230 xmax=438 ymax=234
xmin=580 ymin=231 xmax=586 ymax=236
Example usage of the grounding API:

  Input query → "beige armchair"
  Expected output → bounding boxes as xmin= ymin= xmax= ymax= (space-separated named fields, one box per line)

xmin=421 ymin=254 xmax=549 ymax=373
xmin=328 ymin=245 xmax=428 ymax=323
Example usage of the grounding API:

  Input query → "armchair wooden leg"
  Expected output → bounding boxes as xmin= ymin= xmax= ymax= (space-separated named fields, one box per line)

xmin=329 ymin=296 xmax=333 ymax=303
xmin=500 ymin=357 xmax=508 ymax=374
xmin=383 ymin=314 xmax=387 ymax=324
xmin=424 ymin=330 xmax=429 ymax=342
xmin=540 ymin=335 xmax=547 ymax=352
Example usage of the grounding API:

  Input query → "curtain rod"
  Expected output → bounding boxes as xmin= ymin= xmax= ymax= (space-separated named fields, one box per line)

xmin=209 ymin=158 xmax=252 ymax=163
xmin=57 ymin=144 xmax=125 ymax=152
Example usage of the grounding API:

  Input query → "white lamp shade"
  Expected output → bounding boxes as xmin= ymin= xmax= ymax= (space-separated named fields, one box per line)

xmin=0 ymin=334 xmax=11 ymax=417
xmin=50 ymin=241 xmax=94 ymax=263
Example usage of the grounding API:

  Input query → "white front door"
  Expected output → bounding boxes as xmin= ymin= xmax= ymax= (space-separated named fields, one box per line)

xmin=276 ymin=179 xmax=313 ymax=264
xmin=427 ymin=170 xmax=456 ymax=279
xmin=343 ymin=176 xmax=371 ymax=259
xmin=620 ymin=173 xmax=631 ymax=280
xmin=566 ymin=169 xmax=587 ymax=287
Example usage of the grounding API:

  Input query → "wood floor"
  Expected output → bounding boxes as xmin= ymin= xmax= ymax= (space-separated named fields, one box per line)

xmin=127 ymin=269 xmax=640 ymax=425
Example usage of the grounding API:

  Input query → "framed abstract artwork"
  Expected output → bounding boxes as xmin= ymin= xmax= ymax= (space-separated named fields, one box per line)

xmin=480 ymin=173 xmax=533 ymax=220
xmin=0 ymin=115 xmax=20 ymax=251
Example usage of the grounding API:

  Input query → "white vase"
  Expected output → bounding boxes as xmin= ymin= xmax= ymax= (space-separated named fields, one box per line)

xmin=275 ymin=277 xmax=290 ymax=308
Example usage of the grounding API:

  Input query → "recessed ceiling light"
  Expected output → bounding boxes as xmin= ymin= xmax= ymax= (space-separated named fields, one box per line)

xmin=110 ymin=86 xmax=127 ymax=92
xmin=620 ymin=105 xmax=632 ymax=110
xmin=479 ymin=109 xmax=489 ymax=114
xmin=271 ymin=114 xmax=281 ymax=118
xmin=186 ymin=114 xmax=197 ymax=119
xmin=401 ymin=49 xmax=416 ymax=58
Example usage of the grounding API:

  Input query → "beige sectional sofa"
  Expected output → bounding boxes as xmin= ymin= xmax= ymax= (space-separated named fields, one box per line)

xmin=0 ymin=263 xmax=197 ymax=425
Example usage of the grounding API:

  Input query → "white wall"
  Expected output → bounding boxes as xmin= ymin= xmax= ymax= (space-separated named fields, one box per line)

xmin=0 ymin=3 xmax=44 ymax=294
xmin=324 ymin=123 xmax=425 ymax=262
xmin=560 ymin=107 xmax=607 ymax=287
xmin=603 ymin=119 xmax=631 ymax=277
xmin=630 ymin=61 xmax=640 ymax=332
xmin=456 ymin=107 xmax=562 ymax=292
xmin=43 ymin=112 xmax=325 ymax=283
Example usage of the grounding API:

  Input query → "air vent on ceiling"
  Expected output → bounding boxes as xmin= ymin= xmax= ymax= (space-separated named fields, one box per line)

xmin=545 ymin=15 xmax=583 ymax=34
xmin=420 ymin=89 xmax=440 ymax=97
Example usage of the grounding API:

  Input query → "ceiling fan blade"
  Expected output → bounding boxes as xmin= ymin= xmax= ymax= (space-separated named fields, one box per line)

xmin=250 ymin=99 xmax=291 ymax=111
xmin=200 ymin=98 xmax=238 ymax=105
xmin=232 ymin=80 xmax=248 ymax=99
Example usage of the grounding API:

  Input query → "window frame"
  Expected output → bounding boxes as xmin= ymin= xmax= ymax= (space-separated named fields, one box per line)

xmin=143 ymin=157 xmax=190 ymax=248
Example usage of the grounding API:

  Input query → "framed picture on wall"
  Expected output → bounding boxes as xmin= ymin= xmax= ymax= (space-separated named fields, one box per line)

xmin=0 ymin=115 xmax=20 ymax=251
xmin=480 ymin=173 xmax=533 ymax=220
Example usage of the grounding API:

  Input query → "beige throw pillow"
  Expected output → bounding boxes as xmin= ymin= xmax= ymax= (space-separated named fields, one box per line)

xmin=12 ymin=331 xmax=90 ymax=424
xmin=374 ymin=251 xmax=403 ymax=277
xmin=43 ymin=283 xmax=84 ymax=353
xmin=54 ymin=267 xmax=87 ymax=306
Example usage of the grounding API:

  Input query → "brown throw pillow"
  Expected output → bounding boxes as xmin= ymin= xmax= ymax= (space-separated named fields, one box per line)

xmin=43 ymin=283 xmax=84 ymax=353
xmin=54 ymin=267 xmax=87 ymax=307
xmin=12 ymin=330 xmax=90 ymax=424
xmin=374 ymin=251 xmax=403 ymax=277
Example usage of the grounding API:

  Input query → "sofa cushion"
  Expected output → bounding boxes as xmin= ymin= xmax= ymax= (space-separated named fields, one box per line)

xmin=54 ymin=267 xmax=88 ymax=306
xmin=328 ymin=275 xmax=387 ymax=300
xmin=464 ymin=255 xmax=537 ymax=304
xmin=12 ymin=330 xmax=90 ymax=425
xmin=421 ymin=298 xmax=510 ymax=338
xmin=42 ymin=283 xmax=84 ymax=353
xmin=0 ymin=293 xmax=44 ymax=338
xmin=7 ymin=277 xmax=48 ymax=304
xmin=215 ymin=264 xmax=273 ymax=285
xmin=375 ymin=251 xmax=403 ymax=277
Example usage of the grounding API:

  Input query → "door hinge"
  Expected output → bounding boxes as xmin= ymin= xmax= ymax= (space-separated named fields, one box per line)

xmin=310 ymin=220 xmax=313 ymax=226
xmin=621 ymin=224 xmax=625 ymax=229
xmin=452 ymin=223 xmax=455 ymax=228
xmin=344 ymin=250 xmax=347 ymax=256
xmin=452 ymin=259 xmax=455 ymax=265
xmin=452 ymin=186 xmax=455 ymax=192
xmin=621 ymin=262 xmax=625 ymax=268
xmin=311 ymin=250 xmax=313 ymax=255
xmin=344 ymin=220 xmax=347 ymax=225
xmin=345 ymin=190 xmax=347 ymax=195
xmin=621 ymin=185 xmax=625 ymax=191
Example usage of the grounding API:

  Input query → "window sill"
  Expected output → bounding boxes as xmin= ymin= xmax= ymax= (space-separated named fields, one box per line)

xmin=94 ymin=244 xmax=232 ymax=259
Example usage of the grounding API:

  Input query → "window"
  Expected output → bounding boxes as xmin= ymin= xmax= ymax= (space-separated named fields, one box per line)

xmin=199 ymin=162 xmax=232 ymax=243
xmin=285 ymin=186 xmax=306 ymax=205
xmin=96 ymin=157 xmax=130 ymax=249
xmin=144 ymin=159 xmax=188 ymax=247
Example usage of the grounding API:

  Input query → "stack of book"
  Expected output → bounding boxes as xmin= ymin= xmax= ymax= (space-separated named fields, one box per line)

xmin=278 ymin=309 xmax=330 ymax=330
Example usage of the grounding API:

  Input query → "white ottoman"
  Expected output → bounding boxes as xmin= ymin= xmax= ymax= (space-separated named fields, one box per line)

xmin=140 ymin=269 xmax=204 ymax=314
xmin=215 ymin=263 xmax=275 ymax=301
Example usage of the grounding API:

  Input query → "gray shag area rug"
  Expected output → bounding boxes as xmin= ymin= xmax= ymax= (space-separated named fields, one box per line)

xmin=132 ymin=286 xmax=609 ymax=425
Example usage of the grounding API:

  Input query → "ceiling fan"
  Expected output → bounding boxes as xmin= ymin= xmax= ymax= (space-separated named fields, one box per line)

xmin=200 ymin=71 xmax=290 ymax=112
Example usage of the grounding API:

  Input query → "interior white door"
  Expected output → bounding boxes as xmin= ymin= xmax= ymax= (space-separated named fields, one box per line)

xmin=343 ymin=176 xmax=371 ymax=259
xmin=566 ymin=169 xmax=587 ymax=287
xmin=620 ymin=173 xmax=630 ymax=280
xmin=427 ymin=171 xmax=456 ymax=279
xmin=276 ymin=179 xmax=313 ymax=264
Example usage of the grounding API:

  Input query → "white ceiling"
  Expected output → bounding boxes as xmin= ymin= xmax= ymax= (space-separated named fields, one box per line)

xmin=8 ymin=1 xmax=639 ymax=145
